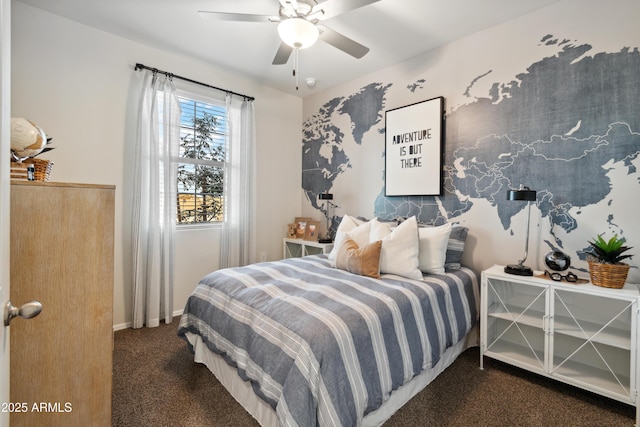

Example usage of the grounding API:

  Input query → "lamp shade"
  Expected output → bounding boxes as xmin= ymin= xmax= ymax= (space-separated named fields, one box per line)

xmin=277 ymin=18 xmax=319 ymax=49
xmin=507 ymin=187 xmax=536 ymax=201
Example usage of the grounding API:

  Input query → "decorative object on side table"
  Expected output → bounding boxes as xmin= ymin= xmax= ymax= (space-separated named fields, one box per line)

xmin=318 ymin=191 xmax=334 ymax=243
xmin=11 ymin=157 xmax=54 ymax=181
xmin=304 ymin=220 xmax=320 ymax=241
xmin=585 ymin=234 xmax=633 ymax=289
xmin=294 ymin=217 xmax=311 ymax=239
xmin=10 ymin=117 xmax=49 ymax=161
xmin=287 ymin=223 xmax=297 ymax=239
xmin=542 ymin=249 xmax=581 ymax=282
xmin=9 ymin=117 xmax=55 ymax=181
xmin=504 ymin=185 xmax=537 ymax=276
xmin=545 ymin=250 xmax=571 ymax=271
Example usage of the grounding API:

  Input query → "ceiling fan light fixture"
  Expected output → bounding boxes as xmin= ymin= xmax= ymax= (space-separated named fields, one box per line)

xmin=277 ymin=18 xmax=319 ymax=49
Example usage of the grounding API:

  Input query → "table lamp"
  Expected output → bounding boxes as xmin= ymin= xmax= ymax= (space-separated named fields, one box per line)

xmin=504 ymin=185 xmax=537 ymax=276
xmin=318 ymin=192 xmax=334 ymax=243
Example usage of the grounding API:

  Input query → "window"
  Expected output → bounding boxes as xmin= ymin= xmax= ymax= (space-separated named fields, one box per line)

xmin=176 ymin=94 xmax=226 ymax=224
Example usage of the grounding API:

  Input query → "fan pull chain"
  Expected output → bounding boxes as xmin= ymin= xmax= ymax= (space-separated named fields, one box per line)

xmin=293 ymin=48 xmax=299 ymax=91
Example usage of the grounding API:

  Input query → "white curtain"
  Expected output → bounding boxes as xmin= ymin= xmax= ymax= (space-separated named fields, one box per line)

xmin=131 ymin=70 xmax=180 ymax=328
xmin=219 ymin=95 xmax=256 ymax=268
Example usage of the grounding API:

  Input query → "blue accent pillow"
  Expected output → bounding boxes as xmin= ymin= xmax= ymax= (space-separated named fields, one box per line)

xmin=445 ymin=226 xmax=468 ymax=270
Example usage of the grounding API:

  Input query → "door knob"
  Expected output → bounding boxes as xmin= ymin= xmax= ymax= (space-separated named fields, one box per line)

xmin=4 ymin=300 xmax=43 ymax=326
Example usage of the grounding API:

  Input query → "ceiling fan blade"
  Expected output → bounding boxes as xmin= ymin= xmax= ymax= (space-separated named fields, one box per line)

xmin=318 ymin=26 xmax=369 ymax=59
xmin=272 ymin=43 xmax=294 ymax=65
xmin=198 ymin=11 xmax=280 ymax=23
xmin=277 ymin=0 xmax=299 ymax=18
xmin=309 ymin=0 xmax=381 ymax=21
xmin=278 ymin=0 xmax=299 ymax=9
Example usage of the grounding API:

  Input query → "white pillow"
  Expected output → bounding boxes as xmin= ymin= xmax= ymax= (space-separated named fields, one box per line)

xmin=328 ymin=216 xmax=373 ymax=260
xmin=418 ymin=223 xmax=452 ymax=275
xmin=337 ymin=215 xmax=361 ymax=233
xmin=370 ymin=216 xmax=422 ymax=280
xmin=327 ymin=215 xmax=359 ymax=260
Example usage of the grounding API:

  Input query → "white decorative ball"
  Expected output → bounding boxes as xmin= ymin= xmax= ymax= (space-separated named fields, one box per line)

xmin=10 ymin=117 xmax=48 ymax=162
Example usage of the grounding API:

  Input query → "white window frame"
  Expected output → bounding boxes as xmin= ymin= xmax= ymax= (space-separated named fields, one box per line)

xmin=175 ymin=89 xmax=227 ymax=228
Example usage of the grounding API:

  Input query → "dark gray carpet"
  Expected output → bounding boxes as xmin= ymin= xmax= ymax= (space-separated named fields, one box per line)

xmin=112 ymin=319 xmax=634 ymax=426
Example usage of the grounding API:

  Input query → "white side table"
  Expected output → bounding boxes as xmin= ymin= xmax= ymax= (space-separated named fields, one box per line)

xmin=283 ymin=238 xmax=333 ymax=259
xmin=480 ymin=264 xmax=639 ymax=425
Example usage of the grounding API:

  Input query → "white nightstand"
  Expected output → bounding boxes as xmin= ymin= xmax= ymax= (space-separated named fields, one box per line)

xmin=282 ymin=238 xmax=333 ymax=259
xmin=480 ymin=264 xmax=639 ymax=425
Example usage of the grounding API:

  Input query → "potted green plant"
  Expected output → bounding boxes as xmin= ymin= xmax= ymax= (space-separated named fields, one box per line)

xmin=585 ymin=234 xmax=633 ymax=288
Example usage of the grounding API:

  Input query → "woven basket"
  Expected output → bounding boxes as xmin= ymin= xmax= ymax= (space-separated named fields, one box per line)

xmin=588 ymin=261 xmax=630 ymax=289
xmin=10 ymin=158 xmax=54 ymax=181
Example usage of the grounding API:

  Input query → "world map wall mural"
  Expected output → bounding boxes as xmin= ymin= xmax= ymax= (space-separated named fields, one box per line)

xmin=302 ymin=27 xmax=640 ymax=278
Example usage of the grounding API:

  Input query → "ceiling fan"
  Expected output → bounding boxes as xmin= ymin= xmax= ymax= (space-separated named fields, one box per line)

xmin=198 ymin=0 xmax=381 ymax=66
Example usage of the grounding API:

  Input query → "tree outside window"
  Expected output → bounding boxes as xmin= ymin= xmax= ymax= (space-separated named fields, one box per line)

xmin=177 ymin=96 xmax=225 ymax=224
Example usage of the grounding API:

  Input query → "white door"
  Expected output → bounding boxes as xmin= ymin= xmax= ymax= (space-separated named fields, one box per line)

xmin=0 ymin=0 xmax=11 ymax=425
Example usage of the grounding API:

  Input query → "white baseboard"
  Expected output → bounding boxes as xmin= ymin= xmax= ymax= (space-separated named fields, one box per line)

xmin=112 ymin=309 xmax=184 ymax=331
xmin=113 ymin=322 xmax=130 ymax=331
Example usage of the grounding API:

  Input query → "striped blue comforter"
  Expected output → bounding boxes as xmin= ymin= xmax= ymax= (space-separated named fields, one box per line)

xmin=178 ymin=255 xmax=478 ymax=427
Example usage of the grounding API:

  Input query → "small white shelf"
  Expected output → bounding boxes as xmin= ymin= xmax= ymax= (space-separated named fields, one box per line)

xmin=487 ymin=308 xmax=631 ymax=350
xmin=553 ymin=314 xmax=632 ymax=350
xmin=552 ymin=357 xmax=632 ymax=403
xmin=484 ymin=340 xmax=546 ymax=371
xmin=486 ymin=305 xmax=545 ymax=329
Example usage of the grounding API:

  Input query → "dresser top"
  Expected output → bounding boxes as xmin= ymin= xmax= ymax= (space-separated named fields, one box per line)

xmin=11 ymin=180 xmax=115 ymax=190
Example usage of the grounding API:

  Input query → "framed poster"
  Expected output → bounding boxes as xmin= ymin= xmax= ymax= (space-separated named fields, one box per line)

xmin=385 ymin=96 xmax=444 ymax=196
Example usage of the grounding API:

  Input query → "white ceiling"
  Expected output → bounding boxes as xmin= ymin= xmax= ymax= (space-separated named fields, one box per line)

xmin=17 ymin=0 xmax=561 ymax=97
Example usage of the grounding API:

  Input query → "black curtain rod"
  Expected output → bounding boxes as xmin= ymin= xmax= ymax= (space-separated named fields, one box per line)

xmin=134 ymin=63 xmax=255 ymax=101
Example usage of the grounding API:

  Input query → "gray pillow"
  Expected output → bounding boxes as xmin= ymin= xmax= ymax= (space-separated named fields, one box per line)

xmin=445 ymin=226 xmax=468 ymax=270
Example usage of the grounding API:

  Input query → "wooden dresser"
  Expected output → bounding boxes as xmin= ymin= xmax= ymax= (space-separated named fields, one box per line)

xmin=9 ymin=181 xmax=115 ymax=427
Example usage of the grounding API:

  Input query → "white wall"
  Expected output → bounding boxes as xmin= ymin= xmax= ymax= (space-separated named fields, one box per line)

xmin=11 ymin=2 xmax=303 ymax=328
xmin=301 ymin=0 xmax=640 ymax=280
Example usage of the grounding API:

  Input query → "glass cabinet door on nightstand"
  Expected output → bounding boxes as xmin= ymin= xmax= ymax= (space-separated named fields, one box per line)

xmin=550 ymin=289 xmax=636 ymax=402
xmin=483 ymin=277 xmax=547 ymax=373
xmin=283 ymin=240 xmax=304 ymax=258
xmin=303 ymin=245 xmax=325 ymax=256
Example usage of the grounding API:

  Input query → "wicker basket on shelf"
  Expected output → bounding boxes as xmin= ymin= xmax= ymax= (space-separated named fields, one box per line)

xmin=588 ymin=261 xmax=630 ymax=289
xmin=10 ymin=158 xmax=54 ymax=181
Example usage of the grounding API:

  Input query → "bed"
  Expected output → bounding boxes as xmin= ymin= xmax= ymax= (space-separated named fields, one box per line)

xmin=178 ymin=216 xmax=479 ymax=426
